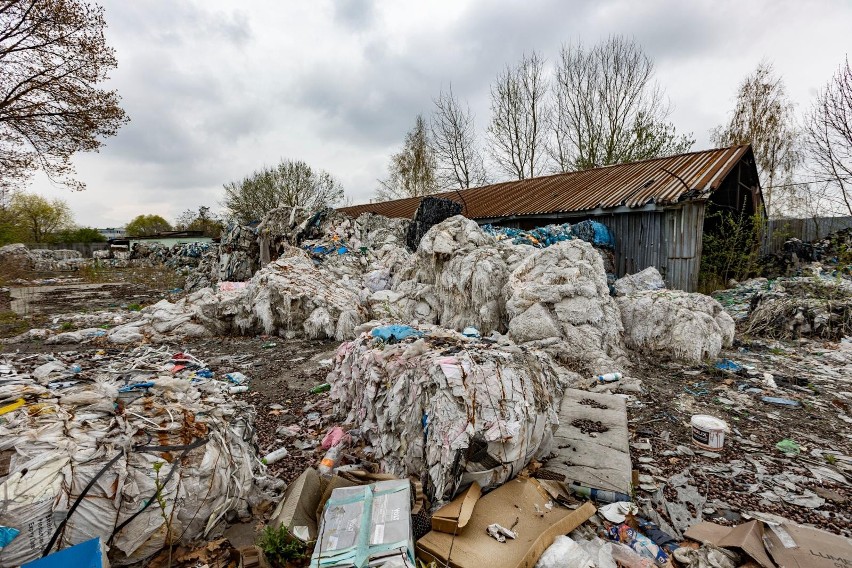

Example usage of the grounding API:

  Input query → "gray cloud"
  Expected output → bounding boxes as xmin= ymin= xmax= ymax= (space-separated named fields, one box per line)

xmin=22 ymin=0 xmax=852 ymax=226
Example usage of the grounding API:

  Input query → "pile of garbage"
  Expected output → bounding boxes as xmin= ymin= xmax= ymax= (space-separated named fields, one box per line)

xmin=329 ymin=323 xmax=564 ymax=502
xmin=0 ymin=244 xmax=85 ymax=272
xmin=483 ymin=219 xmax=614 ymax=249
xmin=760 ymin=227 xmax=852 ymax=276
xmin=0 ymin=347 xmax=277 ymax=567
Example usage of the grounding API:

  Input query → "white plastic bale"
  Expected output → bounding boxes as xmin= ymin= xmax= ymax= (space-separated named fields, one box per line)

xmin=328 ymin=325 xmax=564 ymax=503
xmin=504 ymin=240 xmax=628 ymax=374
xmin=616 ymin=289 xmax=736 ymax=363
xmin=0 ymin=354 xmax=271 ymax=568
xmin=612 ymin=266 xmax=666 ymax=296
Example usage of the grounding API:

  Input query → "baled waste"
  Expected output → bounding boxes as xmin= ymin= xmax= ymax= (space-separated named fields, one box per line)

xmin=328 ymin=323 xmax=564 ymax=503
xmin=0 ymin=244 xmax=85 ymax=272
xmin=0 ymin=347 xmax=274 ymax=567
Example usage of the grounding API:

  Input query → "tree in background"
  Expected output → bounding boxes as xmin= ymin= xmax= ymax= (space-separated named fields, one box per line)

xmin=9 ymin=192 xmax=72 ymax=242
xmin=175 ymin=206 xmax=224 ymax=237
xmin=224 ymin=159 xmax=344 ymax=224
xmin=488 ymin=51 xmax=550 ymax=180
xmin=377 ymin=115 xmax=439 ymax=200
xmin=0 ymin=0 xmax=128 ymax=192
xmin=431 ymin=86 xmax=488 ymax=189
xmin=125 ymin=214 xmax=172 ymax=237
xmin=712 ymin=61 xmax=800 ymax=216
xmin=805 ymin=57 xmax=852 ymax=216
xmin=551 ymin=36 xmax=693 ymax=171
xmin=50 ymin=227 xmax=106 ymax=244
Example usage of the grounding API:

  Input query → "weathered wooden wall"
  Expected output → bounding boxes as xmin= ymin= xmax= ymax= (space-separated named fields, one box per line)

xmin=765 ymin=216 xmax=852 ymax=252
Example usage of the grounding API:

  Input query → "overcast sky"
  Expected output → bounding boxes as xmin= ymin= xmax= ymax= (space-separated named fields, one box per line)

xmin=25 ymin=0 xmax=852 ymax=227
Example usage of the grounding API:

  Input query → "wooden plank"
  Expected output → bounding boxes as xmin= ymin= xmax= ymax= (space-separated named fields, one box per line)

xmin=543 ymin=388 xmax=632 ymax=494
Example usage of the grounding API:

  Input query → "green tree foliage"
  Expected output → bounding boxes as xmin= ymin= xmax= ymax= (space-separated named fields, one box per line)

xmin=175 ymin=206 xmax=224 ymax=237
xmin=125 ymin=214 xmax=172 ymax=237
xmin=223 ymin=159 xmax=344 ymax=224
xmin=0 ymin=0 xmax=128 ymax=192
xmin=712 ymin=61 xmax=800 ymax=216
xmin=9 ymin=192 xmax=72 ymax=242
xmin=49 ymin=227 xmax=106 ymax=244
xmin=699 ymin=207 xmax=766 ymax=293
xmin=551 ymin=36 xmax=693 ymax=171
xmin=377 ymin=115 xmax=439 ymax=200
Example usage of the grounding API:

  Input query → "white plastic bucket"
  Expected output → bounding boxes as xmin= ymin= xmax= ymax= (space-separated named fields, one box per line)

xmin=690 ymin=415 xmax=727 ymax=450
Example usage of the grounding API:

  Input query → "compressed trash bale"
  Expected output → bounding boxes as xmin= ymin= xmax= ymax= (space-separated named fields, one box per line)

xmin=617 ymin=290 xmax=735 ymax=363
xmin=0 ymin=351 xmax=271 ymax=567
xmin=329 ymin=324 xmax=564 ymax=503
xmin=504 ymin=240 xmax=628 ymax=374
xmin=391 ymin=216 xmax=510 ymax=334
xmin=405 ymin=196 xmax=463 ymax=251
xmin=613 ymin=266 xmax=666 ymax=296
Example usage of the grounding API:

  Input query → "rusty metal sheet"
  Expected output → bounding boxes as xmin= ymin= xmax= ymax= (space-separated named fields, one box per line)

xmin=338 ymin=145 xmax=752 ymax=220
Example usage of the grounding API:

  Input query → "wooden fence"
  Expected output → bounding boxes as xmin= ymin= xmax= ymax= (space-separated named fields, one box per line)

xmin=765 ymin=216 xmax=852 ymax=253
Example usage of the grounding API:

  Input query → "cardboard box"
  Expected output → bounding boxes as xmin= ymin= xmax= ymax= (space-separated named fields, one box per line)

xmin=416 ymin=478 xmax=596 ymax=568
xmin=430 ymin=482 xmax=481 ymax=534
xmin=686 ymin=520 xmax=852 ymax=568
xmin=270 ymin=467 xmax=325 ymax=542
xmin=311 ymin=479 xmax=414 ymax=568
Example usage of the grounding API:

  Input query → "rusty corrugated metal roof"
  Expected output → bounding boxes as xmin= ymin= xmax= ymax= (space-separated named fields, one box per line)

xmin=338 ymin=145 xmax=753 ymax=220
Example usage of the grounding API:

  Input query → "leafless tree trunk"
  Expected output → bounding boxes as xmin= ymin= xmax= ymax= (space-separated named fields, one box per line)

xmin=431 ymin=86 xmax=488 ymax=189
xmin=487 ymin=51 xmax=550 ymax=180
xmin=712 ymin=61 xmax=800 ymax=217
xmin=551 ymin=36 xmax=693 ymax=172
xmin=805 ymin=57 xmax=852 ymax=216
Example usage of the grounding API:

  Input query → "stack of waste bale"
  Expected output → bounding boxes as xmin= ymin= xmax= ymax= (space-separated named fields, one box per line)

xmin=0 ymin=348 xmax=273 ymax=567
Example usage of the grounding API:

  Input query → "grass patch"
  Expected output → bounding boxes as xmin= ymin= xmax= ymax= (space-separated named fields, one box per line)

xmin=0 ymin=310 xmax=30 ymax=339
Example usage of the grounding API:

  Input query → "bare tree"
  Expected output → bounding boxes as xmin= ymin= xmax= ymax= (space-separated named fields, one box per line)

xmin=712 ymin=61 xmax=800 ymax=216
xmin=551 ymin=36 xmax=693 ymax=172
xmin=431 ymin=86 xmax=488 ymax=189
xmin=487 ymin=51 xmax=550 ymax=180
xmin=805 ymin=57 xmax=852 ymax=216
xmin=0 ymin=0 xmax=128 ymax=192
xmin=377 ymin=114 xmax=439 ymax=200
xmin=224 ymin=159 xmax=344 ymax=224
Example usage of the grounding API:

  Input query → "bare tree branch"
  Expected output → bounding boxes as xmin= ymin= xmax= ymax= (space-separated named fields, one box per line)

xmin=487 ymin=51 xmax=550 ymax=180
xmin=430 ymin=85 xmax=488 ymax=190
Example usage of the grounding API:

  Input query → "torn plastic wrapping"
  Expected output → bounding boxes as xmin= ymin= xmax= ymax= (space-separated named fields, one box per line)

xmin=328 ymin=325 xmax=564 ymax=503
xmin=0 ymin=349 xmax=271 ymax=567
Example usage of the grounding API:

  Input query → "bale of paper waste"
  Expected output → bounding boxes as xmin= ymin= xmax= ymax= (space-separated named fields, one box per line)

xmin=329 ymin=323 xmax=564 ymax=502
xmin=0 ymin=351 xmax=272 ymax=567
xmin=504 ymin=239 xmax=628 ymax=374
xmin=617 ymin=290 xmax=735 ymax=363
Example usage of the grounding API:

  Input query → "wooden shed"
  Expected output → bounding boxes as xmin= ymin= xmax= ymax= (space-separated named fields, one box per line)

xmin=339 ymin=145 xmax=764 ymax=292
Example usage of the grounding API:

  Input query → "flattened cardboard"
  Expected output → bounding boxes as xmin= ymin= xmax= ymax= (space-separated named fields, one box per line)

xmin=685 ymin=520 xmax=852 ymax=568
xmin=416 ymin=478 xmax=596 ymax=568
xmin=270 ymin=467 xmax=323 ymax=542
xmin=685 ymin=521 xmax=774 ymax=568
xmin=430 ymin=482 xmax=481 ymax=534
xmin=764 ymin=522 xmax=852 ymax=568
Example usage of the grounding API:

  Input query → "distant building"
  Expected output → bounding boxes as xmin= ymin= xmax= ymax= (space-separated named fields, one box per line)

xmin=97 ymin=227 xmax=126 ymax=240
xmin=116 ymin=230 xmax=214 ymax=249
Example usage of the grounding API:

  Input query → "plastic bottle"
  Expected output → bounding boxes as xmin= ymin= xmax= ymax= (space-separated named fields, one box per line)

xmin=596 ymin=372 xmax=623 ymax=383
xmin=310 ymin=383 xmax=331 ymax=394
xmin=318 ymin=444 xmax=342 ymax=476
xmin=569 ymin=483 xmax=631 ymax=503
xmin=610 ymin=542 xmax=655 ymax=568
xmin=262 ymin=447 xmax=289 ymax=465
xmin=228 ymin=385 xmax=249 ymax=394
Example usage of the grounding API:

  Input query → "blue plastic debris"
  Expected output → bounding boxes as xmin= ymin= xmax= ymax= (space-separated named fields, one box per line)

xmin=762 ymin=396 xmax=801 ymax=408
xmin=0 ymin=526 xmax=20 ymax=549
xmin=715 ymin=359 xmax=743 ymax=372
xmin=194 ymin=369 xmax=214 ymax=379
xmin=118 ymin=381 xmax=155 ymax=393
xmin=225 ymin=372 xmax=248 ymax=384
xmin=461 ymin=326 xmax=480 ymax=338
xmin=22 ymin=537 xmax=106 ymax=568
xmin=371 ymin=324 xmax=422 ymax=343
xmin=571 ymin=220 xmax=615 ymax=248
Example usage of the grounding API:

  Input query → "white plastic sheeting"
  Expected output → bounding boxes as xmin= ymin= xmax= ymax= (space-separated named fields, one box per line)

xmin=504 ymin=240 xmax=629 ymax=374
xmin=0 ymin=244 xmax=85 ymax=272
xmin=617 ymin=290 xmax=736 ymax=363
xmin=613 ymin=267 xmax=666 ymax=296
xmin=328 ymin=324 xmax=564 ymax=503
xmin=0 ymin=349 xmax=269 ymax=567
